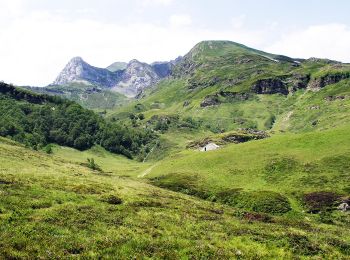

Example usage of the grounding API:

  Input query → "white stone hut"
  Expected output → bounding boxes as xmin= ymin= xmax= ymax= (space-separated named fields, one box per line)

xmin=200 ymin=142 xmax=220 ymax=152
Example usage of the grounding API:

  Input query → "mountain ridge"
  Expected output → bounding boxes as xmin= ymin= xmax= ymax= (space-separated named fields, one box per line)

xmin=52 ymin=56 xmax=176 ymax=98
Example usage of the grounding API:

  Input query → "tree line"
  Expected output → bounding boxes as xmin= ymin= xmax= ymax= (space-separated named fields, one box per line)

xmin=0 ymin=82 xmax=156 ymax=159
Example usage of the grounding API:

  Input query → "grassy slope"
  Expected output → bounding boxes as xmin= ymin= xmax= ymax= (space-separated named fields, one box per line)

xmin=144 ymin=75 xmax=350 ymax=201
xmin=107 ymin=42 xmax=350 ymax=159
xmin=147 ymin=124 xmax=350 ymax=194
xmin=2 ymin=41 xmax=350 ymax=258
xmin=274 ymin=79 xmax=350 ymax=132
xmin=1 ymin=137 xmax=350 ymax=259
xmin=52 ymin=144 xmax=151 ymax=177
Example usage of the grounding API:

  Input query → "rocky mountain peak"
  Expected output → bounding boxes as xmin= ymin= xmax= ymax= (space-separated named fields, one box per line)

xmin=129 ymin=59 xmax=142 ymax=64
xmin=112 ymin=59 xmax=161 ymax=98
xmin=52 ymin=56 xmax=174 ymax=98
xmin=53 ymin=57 xmax=121 ymax=87
xmin=69 ymin=56 xmax=85 ymax=64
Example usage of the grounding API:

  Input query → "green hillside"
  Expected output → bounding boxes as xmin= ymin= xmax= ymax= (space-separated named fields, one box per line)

xmin=0 ymin=82 xmax=156 ymax=159
xmin=1 ymin=40 xmax=350 ymax=259
xmin=146 ymin=124 xmax=350 ymax=209
xmin=1 ymin=137 xmax=350 ymax=258
xmin=108 ymin=41 xmax=350 ymax=157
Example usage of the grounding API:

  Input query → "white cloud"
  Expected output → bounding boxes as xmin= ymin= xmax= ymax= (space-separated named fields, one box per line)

xmin=266 ymin=23 xmax=350 ymax=62
xmin=169 ymin=14 xmax=192 ymax=27
xmin=0 ymin=11 xmax=270 ymax=86
xmin=231 ymin=15 xmax=246 ymax=29
xmin=0 ymin=0 xmax=24 ymax=17
xmin=141 ymin=0 xmax=173 ymax=6
xmin=2 ymin=4 xmax=349 ymax=87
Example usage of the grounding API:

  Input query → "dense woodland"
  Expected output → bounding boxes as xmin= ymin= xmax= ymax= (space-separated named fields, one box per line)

xmin=0 ymin=82 xmax=155 ymax=158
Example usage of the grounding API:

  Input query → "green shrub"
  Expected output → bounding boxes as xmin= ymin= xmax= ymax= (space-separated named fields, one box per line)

xmin=86 ymin=158 xmax=101 ymax=171
xmin=44 ymin=144 xmax=53 ymax=154
xmin=101 ymin=194 xmax=123 ymax=205
xmin=264 ymin=114 xmax=276 ymax=129
xmin=287 ymin=233 xmax=321 ymax=255
xmin=219 ymin=190 xmax=291 ymax=214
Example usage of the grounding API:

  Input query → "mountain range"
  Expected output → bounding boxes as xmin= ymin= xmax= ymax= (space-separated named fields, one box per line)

xmin=30 ymin=41 xmax=350 ymax=112
xmin=2 ymin=40 xmax=350 ymax=258
xmin=51 ymin=55 xmax=180 ymax=98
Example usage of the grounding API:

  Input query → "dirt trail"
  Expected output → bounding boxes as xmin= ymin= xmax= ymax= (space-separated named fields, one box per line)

xmin=138 ymin=164 xmax=158 ymax=178
xmin=283 ymin=111 xmax=294 ymax=122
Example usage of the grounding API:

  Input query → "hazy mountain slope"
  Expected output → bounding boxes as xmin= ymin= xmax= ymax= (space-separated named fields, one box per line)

xmin=28 ymin=83 xmax=129 ymax=110
xmin=106 ymin=61 xmax=128 ymax=72
xmin=53 ymin=57 xmax=123 ymax=87
xmin=112 ymin=59 xmax=161 ymax=98
xmin=52 ymin=57 xmax=173 ymax=100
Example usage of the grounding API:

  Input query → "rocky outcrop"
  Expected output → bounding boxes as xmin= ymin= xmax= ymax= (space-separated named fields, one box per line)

xmin=187 ymin=129 xmax=269 ymax=149
xmin=200 ymin=91 xmax=251 ymax=107
xmin=151 ymin=57 xmax=182 ymax=78
xmin=183 ymin=100 xmax=190 ymax=107
xmin=288 ymin=74 xmax=310 ymax=92
xmin=187 ymin=77 xmax=220 ymax=90
xmin=219 ymin=91 xmax=250 ymax=101
xmin=251 ymin=74 xmax=310 ymax=95
xmin=251 ymin=78 xmax=289 ymax=95
xmin=338 ymin=202 xmax=349 ymax=212
xmin=200 ymin=94 xmax=220 ymax=107
xmin=112 ymin=59 xmax=161 ymax=98
xmin=53 ymin=57 xmax=176 ymax=98
xmin=85 ymin=87 xmax=102 ymax=94
xmin=306 ymin=57 xmax=340 ymax=64
xmin=324 ymin=95 xmax=348 ymax=101
xmin=308 ymin=72 xmax=350 ymax=91
xmin=221 ymin=131 xmax=268 ymax=143
xmin=53 ymin=57 xmax=122 ymax=87
xmin=151 ymin=62 xmax=173 ymax=78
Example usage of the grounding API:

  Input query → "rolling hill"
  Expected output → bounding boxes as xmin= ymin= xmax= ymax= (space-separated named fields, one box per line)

xmin=1 ymin=40 xmax=350 ymax=258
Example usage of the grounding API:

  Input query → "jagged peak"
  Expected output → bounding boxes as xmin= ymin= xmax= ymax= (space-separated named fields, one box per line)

xmin=69 ymin=56 xmax=86 ymax=64
xmin=128 ymin=59 xmax=142 ymax=64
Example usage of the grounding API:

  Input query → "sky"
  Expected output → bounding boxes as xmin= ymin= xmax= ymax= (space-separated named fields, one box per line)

xmin=1 ymin=0 xmax=350 ymax=86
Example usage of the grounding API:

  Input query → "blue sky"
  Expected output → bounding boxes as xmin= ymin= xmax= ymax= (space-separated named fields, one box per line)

xmin=0 ymin=0 xmax=350 ymax=86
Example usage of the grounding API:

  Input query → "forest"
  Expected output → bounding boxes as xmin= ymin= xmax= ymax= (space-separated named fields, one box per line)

xmin=0 ymin=82 xmax=156 ymax=159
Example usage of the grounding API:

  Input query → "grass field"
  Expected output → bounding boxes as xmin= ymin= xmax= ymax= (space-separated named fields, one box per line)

xmin=1 ymin=133 xmax=350 ymax=258
xmin=1 ymin=40 xmax=350 ymax=258
xmin=146 ymin=124 xmax=350 ymax=197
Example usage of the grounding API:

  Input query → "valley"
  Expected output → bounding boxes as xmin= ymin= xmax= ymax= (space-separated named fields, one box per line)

xmin=1 ymin=40 xmax=350 ymax=258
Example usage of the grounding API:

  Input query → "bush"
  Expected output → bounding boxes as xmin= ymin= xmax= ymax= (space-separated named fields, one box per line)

xmin=218 ymin=190 xmax=291 ymax=214
xmin=287 ymin=233 xmax=321 ymax=255
xmin=86 ymin=158 xmax=101 ymax=171
xmin=44 ymin=144 xmax=53 ymax=154
xmin=243 ymin=212 xmax=272 ymax=223
xmin=138 ymin=113 xmax=145 ymax=120
xmin=264 ymin=114 xmax=276 ymax=129
xmin=101 ymin=194 xmax=123 ymax=205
